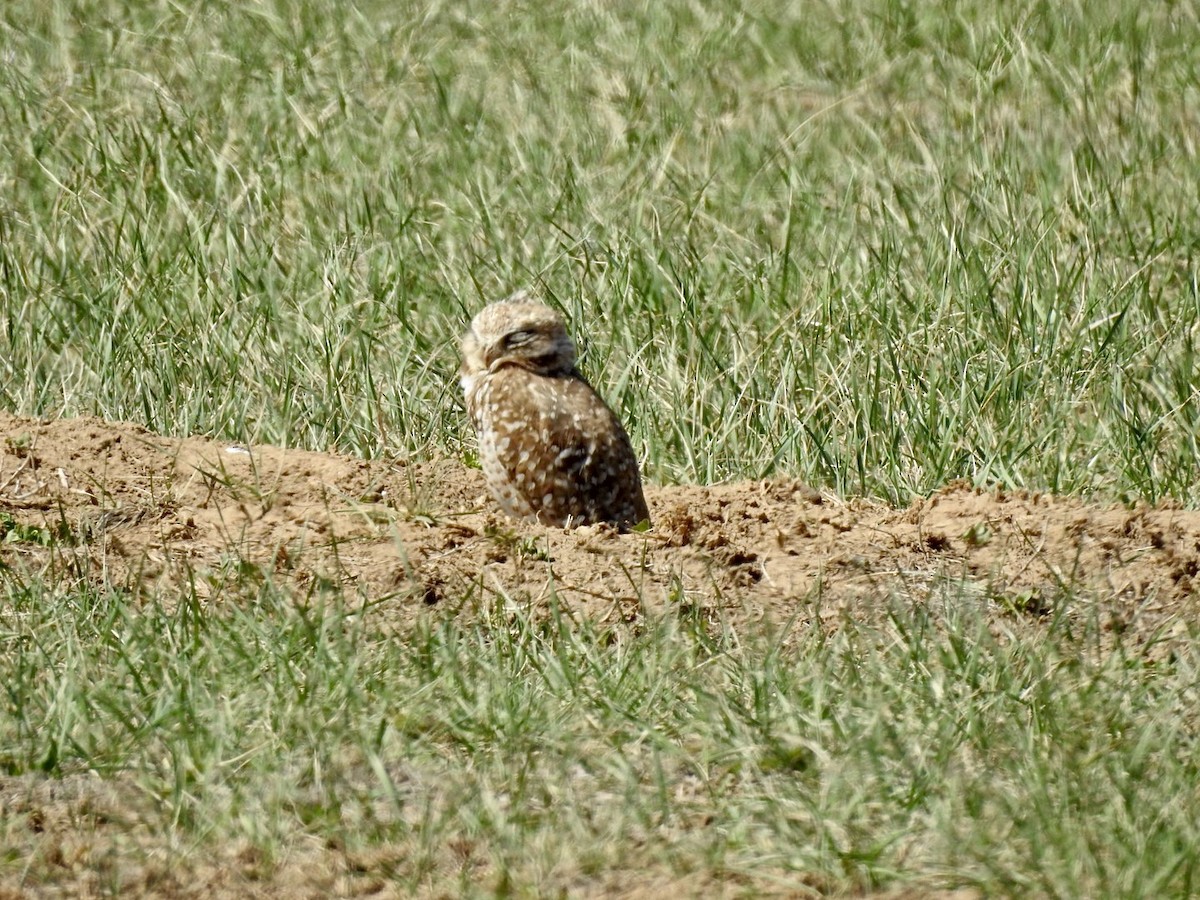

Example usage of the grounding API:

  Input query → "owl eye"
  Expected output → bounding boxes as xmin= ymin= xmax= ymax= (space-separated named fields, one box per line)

xmin=502 ymin=330 xmax=535 ymax=350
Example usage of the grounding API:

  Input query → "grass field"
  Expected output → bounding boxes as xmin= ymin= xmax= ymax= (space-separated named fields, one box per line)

xmin=2 ymin=0 xmax=1200 ymax=896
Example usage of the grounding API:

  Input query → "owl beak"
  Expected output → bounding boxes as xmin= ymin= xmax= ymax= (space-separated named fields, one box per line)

xmin=481 ymin=339 xmax=503 ymax=372
xmin=461 ymin=329 xmax=506 ymax=374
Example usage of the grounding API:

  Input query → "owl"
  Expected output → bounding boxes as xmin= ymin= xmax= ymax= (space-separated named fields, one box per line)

xmin=459 ymin=294 xmax=650 ymax=530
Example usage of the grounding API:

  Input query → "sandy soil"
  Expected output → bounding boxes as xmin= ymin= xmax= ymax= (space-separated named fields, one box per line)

xmin=2 ymin=411 xmax=1198 ymax=646
xmin=3 ymin=411 xmax=1200 ymax=898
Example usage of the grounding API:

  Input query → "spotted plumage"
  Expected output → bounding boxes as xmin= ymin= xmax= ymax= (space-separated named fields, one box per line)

xmin=459 ymin=295 xmax=650 ymax=529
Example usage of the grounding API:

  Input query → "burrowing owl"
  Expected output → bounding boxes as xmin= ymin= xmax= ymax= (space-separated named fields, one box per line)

xmin=460 ymin=295 xmax=650 ymax=529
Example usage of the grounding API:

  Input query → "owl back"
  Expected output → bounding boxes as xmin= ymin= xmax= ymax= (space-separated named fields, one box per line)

xmin=466 ymin=367 xmax=649 ymax=529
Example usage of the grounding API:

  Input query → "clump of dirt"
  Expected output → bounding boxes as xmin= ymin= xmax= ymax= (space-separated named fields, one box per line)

xmin=2 ymin=411 xmax=1199 ymax=650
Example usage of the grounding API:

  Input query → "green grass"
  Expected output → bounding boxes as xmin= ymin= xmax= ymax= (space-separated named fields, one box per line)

xmin=3 ymin=571 xmax=1198 ymax=897
xmin=2 ymin=0 xmax=1198 ymax=501
xmin=3 ymin=0 xmax=1200 ymax=895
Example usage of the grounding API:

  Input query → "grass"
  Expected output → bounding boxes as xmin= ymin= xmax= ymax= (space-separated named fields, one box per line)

xmin=1 ymin=0 xmax=1198 ymax=501
xmin=3 ymin=0 xmax=1200 ymax=895
xmin=3 ymin=571 xmax=1198 ymax=896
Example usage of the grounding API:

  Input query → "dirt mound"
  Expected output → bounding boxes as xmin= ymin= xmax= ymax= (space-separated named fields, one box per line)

xmin=2 ymin=411 xmax=1199 ymax=649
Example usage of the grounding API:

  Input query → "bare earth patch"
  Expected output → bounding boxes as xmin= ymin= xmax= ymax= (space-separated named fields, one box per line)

xmin=2 ymin=411 xmax=1198 ymax=644
xmin=3 ymin=411 xmax=1200 ymax=898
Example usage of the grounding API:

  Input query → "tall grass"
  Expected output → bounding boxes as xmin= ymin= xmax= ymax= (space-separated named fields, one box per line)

xmin=2 ymin=569 xmax=1198 ymax=896
xmin=1 ymin=0 xmax=1198 ymax=501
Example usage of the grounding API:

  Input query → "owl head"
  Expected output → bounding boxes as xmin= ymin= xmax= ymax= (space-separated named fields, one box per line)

xmin=460 ymin=294 xmax=578 ymax=378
